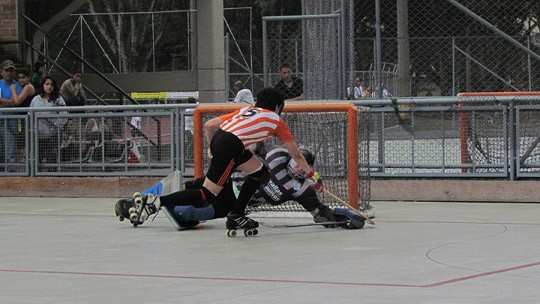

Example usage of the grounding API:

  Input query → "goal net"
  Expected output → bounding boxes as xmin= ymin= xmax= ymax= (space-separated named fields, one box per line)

xmin=192 ymin=102 xmax=370 ymax=213
xmin=458 ymin=91 xmax=540 ymax=175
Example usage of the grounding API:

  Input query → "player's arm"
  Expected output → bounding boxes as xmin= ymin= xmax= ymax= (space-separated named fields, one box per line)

xmin=275 ymin=120 xmax=312 ymax=177
xmin=282 ymin=141 xmax=312 ymax=177
xmin=203 ymin=116 xmax=221 ymax=146
xmin=204 ymin=110 xmax=238 ymax=145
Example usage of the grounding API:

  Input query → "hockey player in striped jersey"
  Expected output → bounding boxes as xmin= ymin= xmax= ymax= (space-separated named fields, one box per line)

xmin=157 ymin=88 xmax=313 ymax=235
xmin=245 ymin=146 xmax=336 ymax=222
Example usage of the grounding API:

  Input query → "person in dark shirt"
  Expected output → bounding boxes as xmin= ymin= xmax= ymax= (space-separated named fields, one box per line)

xmin=274 ymin=63 xmax=304 ymax=100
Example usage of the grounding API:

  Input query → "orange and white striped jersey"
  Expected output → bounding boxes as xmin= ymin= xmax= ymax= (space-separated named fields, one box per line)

xmin=218 ymin=106 xmax=293 ymax=148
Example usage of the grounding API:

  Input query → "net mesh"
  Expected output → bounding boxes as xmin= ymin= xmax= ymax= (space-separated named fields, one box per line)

xmin=197 ymin=105 xmax=370 ymax=213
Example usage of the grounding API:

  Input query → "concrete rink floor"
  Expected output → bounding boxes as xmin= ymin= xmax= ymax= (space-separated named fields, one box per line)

xmin=0 ymin=197 xmax=539 ymax=304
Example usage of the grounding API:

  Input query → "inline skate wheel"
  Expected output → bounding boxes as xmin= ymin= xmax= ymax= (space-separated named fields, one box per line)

xmin=244 ymin=228 xmax=258 ymax=237
xmin=227 ymin=230 xmax=237 ymax=237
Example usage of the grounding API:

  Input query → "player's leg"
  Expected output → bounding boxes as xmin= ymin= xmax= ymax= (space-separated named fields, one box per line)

xmin=231 ymin=154 xmax=270 ymax=215
xmin=114 ymin=170 xmax=182 ymax=223
xmin=159 ymin=179 xmax=236 ymax=229
xmin=226 ymin=153 xmax=269 ymax=233
xmin=293 ymin=188 xmax=338 ymax=226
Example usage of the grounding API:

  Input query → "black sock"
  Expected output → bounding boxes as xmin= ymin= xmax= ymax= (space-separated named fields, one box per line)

xmin=232 ymin=178 xmax=261 ymax=215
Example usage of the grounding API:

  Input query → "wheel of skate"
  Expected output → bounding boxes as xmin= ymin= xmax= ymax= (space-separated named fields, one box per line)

xmin=129 ymin=212 xmax=138 ymax=222
xmin=244 ymin=228 xmax=258 ymax=237
xmin=118 ymin=216 xmax=124 ymax=222
xmin=132 ymin=192 xmax=142 ymax=199
xmin=134 ymin=197 xmax=143 ymax=205
xmin=227 ymin=230 xmax=237 ymax=237
xmin=128 ymin=207 xmax=137 ymax=214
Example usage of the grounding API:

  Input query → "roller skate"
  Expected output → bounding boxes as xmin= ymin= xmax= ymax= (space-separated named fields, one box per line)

xmin=226 ymin=213 xmax=259 ymax=237
xmin=114 ymin=198 xmax=134 ymax=222
xmin=125 ymin=192 xmax=159 ymax=227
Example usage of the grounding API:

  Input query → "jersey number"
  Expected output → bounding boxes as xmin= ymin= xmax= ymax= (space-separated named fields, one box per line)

xmin=241 ymin=109 xmax=258 ymax=117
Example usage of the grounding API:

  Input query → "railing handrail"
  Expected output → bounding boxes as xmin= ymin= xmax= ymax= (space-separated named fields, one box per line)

xmin=0 ymin=103 xmax=196 ymax=113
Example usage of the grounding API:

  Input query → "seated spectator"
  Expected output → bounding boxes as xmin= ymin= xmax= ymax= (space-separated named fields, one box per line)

xmin=233 ymin=88 xmax=254 ymax=104
xmin=10 ymin=70 xmax=36 ymax=107
xmin=31 ymin=77 xmax=67 ymax=168
xmin=347 ymin=78 xmax=365 ymax=100
xmin=231 ymin=80 xmax=243 ymax=98
xmin=60 ymin=71 xmax=86 ymax=107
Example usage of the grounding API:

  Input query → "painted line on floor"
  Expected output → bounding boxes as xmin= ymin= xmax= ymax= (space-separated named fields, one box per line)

xmin=1 ymin=260 xmax=539 ymax=288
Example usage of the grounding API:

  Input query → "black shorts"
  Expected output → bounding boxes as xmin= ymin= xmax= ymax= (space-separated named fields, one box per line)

xmin=206 ymin=129 xmax=252 ymax=186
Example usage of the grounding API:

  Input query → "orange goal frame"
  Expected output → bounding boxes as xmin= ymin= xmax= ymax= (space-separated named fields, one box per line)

xmin=192 ymin=102 xmax=361 ymax=209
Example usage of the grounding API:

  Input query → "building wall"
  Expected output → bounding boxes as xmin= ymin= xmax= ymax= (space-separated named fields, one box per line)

xmin=0 ymin=0 xmax=19 ymax=59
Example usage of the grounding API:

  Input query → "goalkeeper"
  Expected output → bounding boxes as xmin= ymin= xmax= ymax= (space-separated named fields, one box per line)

xmin=115 ymin=146 xmax=364 ymax=229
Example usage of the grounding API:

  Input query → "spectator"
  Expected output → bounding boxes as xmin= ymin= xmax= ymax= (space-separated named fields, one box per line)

xmin=363 ymin=87 xmax=373 ymax=98
xmin=60 ymin=71 xmax=86 ymax=107
xmin=274 ymin=63 xmax=304 ymax=100
xmin=11 ymin=70 xmax=36 ymax=107
xmin=233 ymin=88 xmax=254 ymax=104
xmin=347 ymin=78 xmax=365 ymax=100
xmin=31 ymin=62 xmax=45 ymax=89
xmin=31 ymin=76 xmax=66 ymax=167
xmin=231 ymin=80 xmax=243 ymax=98
xmin=0 ymin=60 xmax=22 ymax=170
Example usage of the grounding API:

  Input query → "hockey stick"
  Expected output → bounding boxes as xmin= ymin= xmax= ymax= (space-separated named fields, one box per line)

xmin=261 ymin=221 xmax=349 ymax=228
xmin=321 ymin=188 xmax=375 ymax=225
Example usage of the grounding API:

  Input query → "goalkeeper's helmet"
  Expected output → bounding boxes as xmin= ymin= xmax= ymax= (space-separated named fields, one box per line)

xmin=287 ymin=147 xmax=315 ymax=179
xmin=299 ymin=147 xmax=315 ymax=166
xmin=256 ymin=87 xmax=285 ymax=115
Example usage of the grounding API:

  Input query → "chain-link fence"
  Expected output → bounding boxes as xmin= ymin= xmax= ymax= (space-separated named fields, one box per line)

xmin=354 ymin=0 xmax=540 ymax=97
xmin=363 ymin=103 xmax=509 ymax=177
xmin=2 ymin=99 xmax=540 ymax=179
xmin=516 ymin=105 xmax=540 ymax=177
xmin=0 ymin=114 xmax=28 ymax=175
xmin=45 ymin=10 xmax=196 ymax=74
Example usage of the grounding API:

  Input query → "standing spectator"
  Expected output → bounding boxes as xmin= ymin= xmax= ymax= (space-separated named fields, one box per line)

xmin=60 ymin=71 xmax=86 ymax=107
xmin=0 ymin=60 xmax=22 ymax=171
xmin=274 ymin=63 xmax=304 ymax=100
xmin=31 ymin=62 xmax=45 ymax=89
xmin=347 ymin=78 xmax=365 ymax=100
xmin=31 ymin=77 xmax=66 ymax=168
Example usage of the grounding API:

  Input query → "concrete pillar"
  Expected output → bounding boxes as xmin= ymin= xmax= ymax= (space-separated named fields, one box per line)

xmin=196 ymin=0 xmax=226 ymax=103
xmin=397 ymin=0 xmax=411 ymax=96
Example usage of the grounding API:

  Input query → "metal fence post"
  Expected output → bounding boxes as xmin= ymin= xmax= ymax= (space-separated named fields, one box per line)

xmin=262 ymin=19 xmax=268 ymax=87
xmin=509 ymin=102 xmax=516 ymax=180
